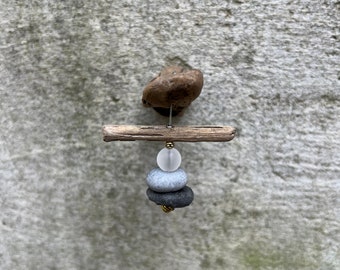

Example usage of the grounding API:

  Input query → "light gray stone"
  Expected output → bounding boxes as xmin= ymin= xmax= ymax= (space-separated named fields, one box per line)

xmin=0 ymin=1 xmax=339 ymax=270
xmin=146 ymin=168 xmax=187 ymax=192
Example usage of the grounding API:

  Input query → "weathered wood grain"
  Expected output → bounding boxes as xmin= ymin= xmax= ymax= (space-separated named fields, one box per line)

xmin=102 ymin=125 xmax=236 ymax=142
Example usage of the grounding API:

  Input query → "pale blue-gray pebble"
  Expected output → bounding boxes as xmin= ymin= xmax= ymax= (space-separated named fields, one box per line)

xmin=146 ymin=168 xmax=187 ymax=192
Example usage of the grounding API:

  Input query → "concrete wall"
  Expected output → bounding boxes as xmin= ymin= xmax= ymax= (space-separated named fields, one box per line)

xmin=1 ymin=1 xmax=339 ymax=269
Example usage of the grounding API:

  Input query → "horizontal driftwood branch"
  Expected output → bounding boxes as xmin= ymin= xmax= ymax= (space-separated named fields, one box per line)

xmin=102 ymin=125 xmax=236 ymax=142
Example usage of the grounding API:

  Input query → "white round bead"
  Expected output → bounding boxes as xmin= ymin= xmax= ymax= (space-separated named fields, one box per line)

xmin=156 ymin=147 xmax=182 ymax=172
xmin=146 ymin=168 xmax=187 ymax=192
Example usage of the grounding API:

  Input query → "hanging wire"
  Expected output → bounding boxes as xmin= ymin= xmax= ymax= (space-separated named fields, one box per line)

xmin=167 ymin=104 xmax=173 ymax=128
xmin=163 ymin=104 xmax=176 ymax=213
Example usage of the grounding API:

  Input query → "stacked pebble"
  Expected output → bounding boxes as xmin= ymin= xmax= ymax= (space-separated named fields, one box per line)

xmin=146 ymin=143 xmax=194 ymax=211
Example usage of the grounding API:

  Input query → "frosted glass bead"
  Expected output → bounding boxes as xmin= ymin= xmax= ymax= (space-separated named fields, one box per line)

xmin=156 ymin=147 xmax=181 ymax=172
xmin=146 ymin=168 xmax=187 ymax=192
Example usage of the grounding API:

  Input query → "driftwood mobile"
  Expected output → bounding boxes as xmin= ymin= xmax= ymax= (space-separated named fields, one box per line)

xmin=102 ymin=66 xmax=235 ymax=213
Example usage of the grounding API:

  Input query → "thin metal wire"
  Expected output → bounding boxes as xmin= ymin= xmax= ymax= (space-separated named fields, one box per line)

xmin=163 ymin=106 xmax=177 ymax=213
xmin=166 ymin=105 xmax=175 ymax=147
xmin=167 ymin=104 xmax=173 ymax=128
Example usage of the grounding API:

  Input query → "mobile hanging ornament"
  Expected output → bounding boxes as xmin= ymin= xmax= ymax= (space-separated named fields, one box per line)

xmin=102 ymin=66 xmax=236 ymax=213
xmin=145 ymin=106 xmax=194 ymax=212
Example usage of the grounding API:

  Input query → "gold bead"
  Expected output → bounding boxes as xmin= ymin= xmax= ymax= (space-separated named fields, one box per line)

xmin=161 ymin=205 xmax=175 ymax=213
xmin=165 ymin=141 xmax=175 ymax=149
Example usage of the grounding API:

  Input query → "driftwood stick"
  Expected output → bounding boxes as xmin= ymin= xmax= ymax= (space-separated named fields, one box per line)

xmin=102 ymin=125 xmax=236 ymax=142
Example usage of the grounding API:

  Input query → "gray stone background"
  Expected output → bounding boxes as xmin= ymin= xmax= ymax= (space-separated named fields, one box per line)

xmin=0 ymin=0 xmax=339 ymax=269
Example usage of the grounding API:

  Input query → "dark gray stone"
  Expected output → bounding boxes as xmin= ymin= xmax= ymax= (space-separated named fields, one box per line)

xmin=146 ymin=186 xmax=194 ymax=208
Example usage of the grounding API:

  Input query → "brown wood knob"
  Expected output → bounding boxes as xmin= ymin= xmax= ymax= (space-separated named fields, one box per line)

xmin=142 ymin=66 xmax=204 ymax=116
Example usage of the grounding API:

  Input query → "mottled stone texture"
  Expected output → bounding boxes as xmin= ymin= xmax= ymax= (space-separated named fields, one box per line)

xmin=0 ymin=1 xmax=339 ymax=270
xmin=142 ymin=66 xmax=203 ymax=112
